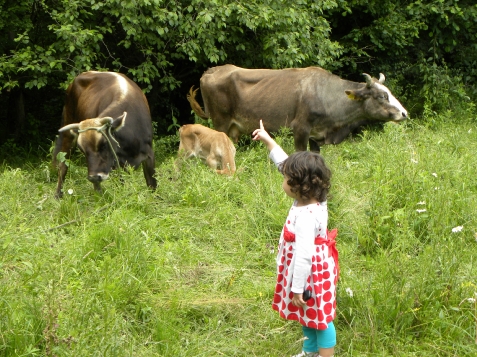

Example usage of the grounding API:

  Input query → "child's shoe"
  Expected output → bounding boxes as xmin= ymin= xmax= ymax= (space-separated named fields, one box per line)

xmin=291 ymin=352 xmax=317 ymax=357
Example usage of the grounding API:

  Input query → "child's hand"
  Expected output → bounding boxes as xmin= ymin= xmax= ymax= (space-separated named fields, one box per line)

xmin=292 ymin=293 xmax=306 ymax=308
xmin=252 ymin=119 xmax=271 ymax=141
xmin=252 ymin=120 xmax=277 ymax=151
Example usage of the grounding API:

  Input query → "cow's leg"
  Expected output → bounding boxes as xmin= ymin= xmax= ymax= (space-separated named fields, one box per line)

xmin=142 ymin=152 xmax=157 ymax=190
xmin=217 ymin=152 xmax=235 ymax=175
xmin=291 ymin=121 xmax=310 ymax=152
xmin=228 ymin=124 xmax=241 ymax=144
xmin=175 ymin=145 xmax=199 ymax=174
xmin=309 ymin=138 xmax=321 ymax=153
xmin=206 ymin=153 xmax=219 ymax=172
xmin=52 ymin=132 xmax=76 ymax=198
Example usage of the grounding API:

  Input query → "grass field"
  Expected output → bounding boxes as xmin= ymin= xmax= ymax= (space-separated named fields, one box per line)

xmin=1 ymin=111 xmax=477 ymax=356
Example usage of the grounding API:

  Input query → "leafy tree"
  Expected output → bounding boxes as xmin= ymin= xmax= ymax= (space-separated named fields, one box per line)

xmin=326 ymin=0 xmax=477 ymax=111
xmin=0 ymin=0 xmax=344 ymax=144
xmin=0 ymin=0 xmax=343 ymax=90
xmin=0 ymin=0 xmax=476 ymax=148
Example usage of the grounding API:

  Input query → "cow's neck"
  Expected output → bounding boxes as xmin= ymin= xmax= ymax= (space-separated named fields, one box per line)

xmin=324 ymin=79 xmax=368 ymax=124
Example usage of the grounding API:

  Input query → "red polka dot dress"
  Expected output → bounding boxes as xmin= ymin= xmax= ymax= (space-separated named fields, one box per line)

xmin=269 ymin=146 xmax=338 ymax=330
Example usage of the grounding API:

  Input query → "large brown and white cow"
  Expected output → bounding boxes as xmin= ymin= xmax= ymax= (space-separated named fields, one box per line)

xmin=178 ymin=124 xmax=236 ymax=175
xmin=52 ymin=71 xmax=157 ymax=198
xmin=187 ymin=65 xmax=408 ymax=152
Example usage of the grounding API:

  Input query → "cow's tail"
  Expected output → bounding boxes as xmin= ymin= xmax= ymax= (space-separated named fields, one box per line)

xmin=187 ymin=86 xmax=209 ymax=119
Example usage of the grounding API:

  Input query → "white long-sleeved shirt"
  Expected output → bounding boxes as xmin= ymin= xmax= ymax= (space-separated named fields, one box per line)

xmin=269 ymin=146 xmax=329 ymax=293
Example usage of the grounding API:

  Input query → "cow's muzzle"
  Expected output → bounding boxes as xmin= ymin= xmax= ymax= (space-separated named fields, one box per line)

xmin=88 ymin=173 xmax=109 ymax=183
xmin=392 ymin=111 xmax=408 ymax=122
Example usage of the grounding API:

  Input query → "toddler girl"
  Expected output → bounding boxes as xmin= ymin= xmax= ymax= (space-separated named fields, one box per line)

xmin=252 ymin=120 xmax=339 ymax=357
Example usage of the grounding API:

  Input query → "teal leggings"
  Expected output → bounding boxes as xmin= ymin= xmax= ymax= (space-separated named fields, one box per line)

xmin=302 ymin=321 xmax=336 ymax=353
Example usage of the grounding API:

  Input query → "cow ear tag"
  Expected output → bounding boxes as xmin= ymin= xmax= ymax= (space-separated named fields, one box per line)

xmin=345 ymin=90 xmax=357 ymax=100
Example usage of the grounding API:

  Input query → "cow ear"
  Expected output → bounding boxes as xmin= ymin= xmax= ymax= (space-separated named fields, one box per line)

xmin=345 ymin=90 xmax=364 ymax=101
xmin=111 ymin=112 xmax=127 ymax=131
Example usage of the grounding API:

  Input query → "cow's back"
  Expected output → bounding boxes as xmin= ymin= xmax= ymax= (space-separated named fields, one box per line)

xmin=67 ymin=72 xmax=153 ymax=151
xmin=178 ymin=124 xmax=236 ymax=174
xmin=64 ymin=71 xmax=151 ymax=128
xmin=199 ymin=66 xmax=332 ymax=134
xmin=192 ymin=65 xmax=407 ymax=152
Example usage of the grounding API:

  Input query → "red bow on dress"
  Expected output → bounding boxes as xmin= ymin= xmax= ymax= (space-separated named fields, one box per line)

xmin=283 ymin=225 xmax=339 ymax=280
xmin=314 ymin=228 xmax=339 ymax=280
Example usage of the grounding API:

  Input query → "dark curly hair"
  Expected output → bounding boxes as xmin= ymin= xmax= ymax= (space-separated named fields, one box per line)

xmin=281 ymin=151 xmax=331 ymax=202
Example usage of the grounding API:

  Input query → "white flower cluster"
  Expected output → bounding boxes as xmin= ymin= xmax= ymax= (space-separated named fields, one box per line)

xmin=416 ymin=201 xmax=426 ymax=213
xmin=345 ymin=287 xmax=353 ymax=298
xmin=452 ymin=226 xmax=463 ymax=233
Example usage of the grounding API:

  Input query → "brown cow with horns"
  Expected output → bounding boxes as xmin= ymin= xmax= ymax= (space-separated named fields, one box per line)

xmin=187 ymin=64 xmax=408 ymax=152
xmin=52 ymin=71 xmax=157 ymax=198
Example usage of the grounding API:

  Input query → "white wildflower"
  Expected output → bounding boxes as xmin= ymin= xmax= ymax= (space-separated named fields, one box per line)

xmin=345 ymin=287 xmax=354 ymax=298
xmin=67 ymin=189 xmax=74 ymax=195
xmin=416 ymin=209 xmax=427 ymax=213
xmin=411 ymin=158 xmax=418 ymax=164
xmin=452 ymin=226 xmax=463 ymax=233
xmin=432 ymin=172 xmax=438 ymax=178
xmin=467 ymin=298 xmax=476 ymax=303
xmin=417 ymin=201 xmax=426 ymax=205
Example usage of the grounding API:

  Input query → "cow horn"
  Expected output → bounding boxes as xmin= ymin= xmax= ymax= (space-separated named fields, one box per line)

xmin=378 ymin=73 xmax=385 ymax=84
xmin=59 ymin=123 xmax=80 ymax=132
xmin=99 ymin=117 xmax=114 ymax=125
xmin=115 ymin=112 xmax=127 ymax=121
xmin=111 ymin=112 xmax=127 ymax=131
xmin=362 ymin=73 xmax=373 ymax=87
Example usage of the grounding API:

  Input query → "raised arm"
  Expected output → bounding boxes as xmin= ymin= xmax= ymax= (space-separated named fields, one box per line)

xmin=252 ymin=120 xmax=278 ymax=152
xmin=253 ymin=120 xmax=288 ymax=169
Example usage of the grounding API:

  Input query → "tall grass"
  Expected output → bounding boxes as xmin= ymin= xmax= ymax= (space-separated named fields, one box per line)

xmin=1 ymin=112 xmax=476 ymax=356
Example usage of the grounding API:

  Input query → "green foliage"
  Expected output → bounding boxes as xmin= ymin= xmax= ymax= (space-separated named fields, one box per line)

xmin=1 ymin=109 xmax=477 ymax=355
xmin=167 ymin=115 xmax=181 ymax=133
xmin=418 ymin=61 xmax=470 ymax=112
xmin=193 ymin=115 xmax=214 ymax=129
xmin=2 ymin=0 xmax=477 ymax=147
xmin=326 ymin=0 xmax=477 ymax=113
xmin=0 ymin=0 xmax=343 ymax=92
xmin=153 ymin=132 xmax=180 ymax=164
